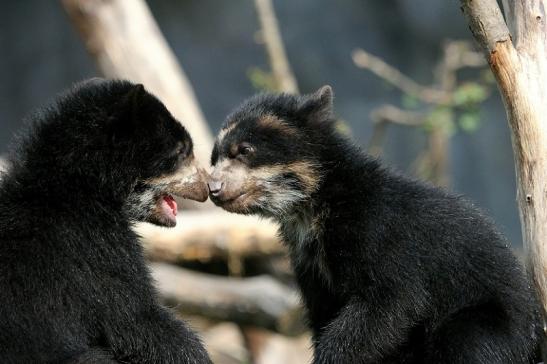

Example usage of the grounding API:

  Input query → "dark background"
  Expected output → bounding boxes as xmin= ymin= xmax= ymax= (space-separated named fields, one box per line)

xmin=0 ymin=0 xmax=519 ymax=247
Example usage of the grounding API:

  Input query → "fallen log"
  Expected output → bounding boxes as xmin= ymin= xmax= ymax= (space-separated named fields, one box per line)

xmin=242 ymin=327 xmax=312 ymax=364
xmin=202 ymin=323 xmax=250 ymax=364
xmin=137 ymin=211 xmax=284 ymax=263
xmin=151 ymin=262 xmax=306 ymax=336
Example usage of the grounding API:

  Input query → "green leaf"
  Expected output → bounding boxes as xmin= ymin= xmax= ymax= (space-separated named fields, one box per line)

xmin=246 ymin=67 xmax=277 ymax=91
xmin=458 ymin=112 xmax=481 ymax=133
xmin=334 ymin=119 xmax=353 ymax=136
xmin=424 ymin=107 xmax=455 ymax=136
xmin=453 ymin=82 xmax=488 ymax=106
xmin=401 ymin=94 xmax=420 ymax=109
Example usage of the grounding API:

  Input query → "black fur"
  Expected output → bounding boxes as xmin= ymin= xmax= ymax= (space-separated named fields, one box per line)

xmin=0 ymin=79 xmax=211 ymax=363
xmin=210 ymin=87 xmax=542 ymax=363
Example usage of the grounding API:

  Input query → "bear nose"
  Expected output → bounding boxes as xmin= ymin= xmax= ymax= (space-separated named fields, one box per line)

xmin=207 ymin=180 xmax=224 ymax=197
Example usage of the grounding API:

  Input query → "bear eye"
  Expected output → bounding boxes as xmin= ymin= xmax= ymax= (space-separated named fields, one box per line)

xmin=238 ymin=143 xmax=253 ymax=156
xmin=175 ymin=142 xmax=188 ymax=156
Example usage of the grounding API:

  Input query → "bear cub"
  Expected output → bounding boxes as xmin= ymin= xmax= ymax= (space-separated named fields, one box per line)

xmin=208 ymin=86 xmax=541 ymax=363
xmin=0 ymin=79 xmax=211 ymax=363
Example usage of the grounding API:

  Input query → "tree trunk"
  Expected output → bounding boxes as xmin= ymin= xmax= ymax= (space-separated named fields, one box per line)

xmin=460 ymin=0 xmax=547 ymax=351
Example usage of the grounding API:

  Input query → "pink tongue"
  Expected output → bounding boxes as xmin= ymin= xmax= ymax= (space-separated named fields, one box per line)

xmin=161 ymin=195 xmax=178 ymax=219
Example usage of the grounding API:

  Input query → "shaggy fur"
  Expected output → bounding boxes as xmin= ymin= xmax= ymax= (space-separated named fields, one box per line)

xmin=209 ymin=86 xmax=542 ymax=363
xmin=0 ymin=79 xmax=211 ymax=363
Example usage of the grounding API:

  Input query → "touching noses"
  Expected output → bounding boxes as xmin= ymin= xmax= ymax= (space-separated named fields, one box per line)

xmin=207 ymin=180 xmax=224 ymax=197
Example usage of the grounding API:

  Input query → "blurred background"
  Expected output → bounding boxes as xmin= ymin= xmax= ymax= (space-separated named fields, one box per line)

xmin=0 ymin=0 xmax=519 ymax=363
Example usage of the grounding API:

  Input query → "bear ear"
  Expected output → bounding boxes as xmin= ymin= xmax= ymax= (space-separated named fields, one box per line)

xmin=298 ymin=85 xmax=334 ymax=124
xmin=124 ymin=83 xmax=146 ymax=119
xmin=110 ymin=84 xmax=147 ymax=142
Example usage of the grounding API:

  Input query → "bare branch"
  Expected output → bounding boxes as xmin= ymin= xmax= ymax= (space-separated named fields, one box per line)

xmin=370 ymin=105 xmax=425 ymax=126
xmin=460 ymin=0 xmax=511 ymax=55
xmin=254 ymin=0 xmax=299 ymax=93
xmin=361 ymin=40 xmax=486 ymax=186
xmin=367 ymin=104 xmax=426 ymax=158
xmin=454 ymin=42 xmax=488 ymax=68
xmin=366 ymin=121 xmax=388 ymax=157
xmin=352 ymin=48 xmax=451 ymax=104
xmin=439 ymin=40 xmax=486 ymax=76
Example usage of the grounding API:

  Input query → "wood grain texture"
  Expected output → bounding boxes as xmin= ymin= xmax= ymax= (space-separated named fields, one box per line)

xmin=461 ymin=0 xmax=547 ymax=329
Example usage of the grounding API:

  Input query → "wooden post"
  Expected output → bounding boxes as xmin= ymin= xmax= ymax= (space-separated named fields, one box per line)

xmin=460 ymin=0 xmax=547 ymax=347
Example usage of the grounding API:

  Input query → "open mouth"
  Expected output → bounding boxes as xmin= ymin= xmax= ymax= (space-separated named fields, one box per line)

xmin=150 ymin=180 xmax=208 ymax=228
xmin=139 ymin=166 xmax=209 ymax=228
xmin=157 ymin=194 xmax=178 ymax=226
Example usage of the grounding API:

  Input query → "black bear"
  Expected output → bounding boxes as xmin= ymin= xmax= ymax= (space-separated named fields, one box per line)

xmin=208 ymin=86 xmax=541 ymax=363
xmin=0 ymin=79 xmax=212 ymax=363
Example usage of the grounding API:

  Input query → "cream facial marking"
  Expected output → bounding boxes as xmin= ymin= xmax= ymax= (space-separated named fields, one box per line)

xmin=145 ymin=156 xmax=209 ymax=202
xmin=257 ymin=114 xmax=298 ymax=136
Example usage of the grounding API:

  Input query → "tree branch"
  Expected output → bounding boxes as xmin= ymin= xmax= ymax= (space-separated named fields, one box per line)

xmin=370 ymin=105 xmax=425 ymax=126
xmin=359 ymin=40 xmax=487 ymax=187
xmin=460 ymin=0 xmax=511 ymax=54
xmin=352 ymin=48 xmax=451 ymax=104
xmin=254 ymin=0 xmax=299 ymax=93
xmin=367 ymin=105 xmax=425 ymax=157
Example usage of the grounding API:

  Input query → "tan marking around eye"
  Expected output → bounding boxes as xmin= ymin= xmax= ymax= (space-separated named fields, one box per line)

xmin=257 ymin=115 xmax=298 ymax=136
